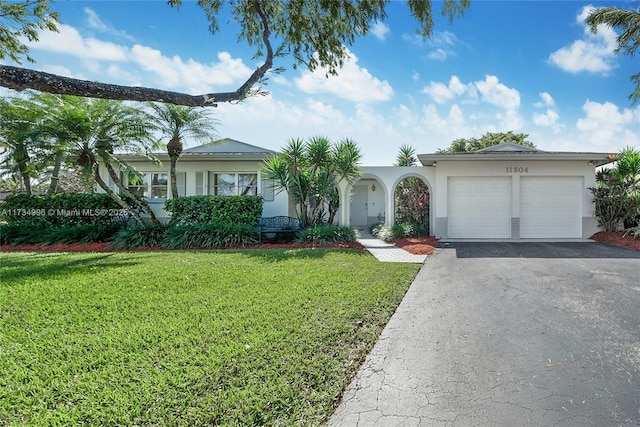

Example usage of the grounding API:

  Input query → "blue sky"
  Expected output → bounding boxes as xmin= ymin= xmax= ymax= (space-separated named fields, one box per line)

xmin=3 ymin=0 xmax=639 ymax=165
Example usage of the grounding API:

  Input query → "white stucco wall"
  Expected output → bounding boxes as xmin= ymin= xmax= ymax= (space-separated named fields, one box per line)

xmin=431 ymin=160 xmax=598 ymax=240
xmin=97 ymin=159 xmax=289 ymax=222
xmin=100 ymin=155 xmax=601 ymax=240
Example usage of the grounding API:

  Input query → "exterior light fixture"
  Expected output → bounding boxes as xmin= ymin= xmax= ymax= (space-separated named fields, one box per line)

xmin=371 ymin=184 xmax=376 ymax=191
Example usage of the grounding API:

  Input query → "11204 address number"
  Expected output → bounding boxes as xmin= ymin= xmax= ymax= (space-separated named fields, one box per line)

xmin=506 ymin=166 xmax=529 ymax=173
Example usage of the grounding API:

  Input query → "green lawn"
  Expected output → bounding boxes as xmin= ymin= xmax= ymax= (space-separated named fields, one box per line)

xmin=0 ymin=249 xmax=420 ymax=426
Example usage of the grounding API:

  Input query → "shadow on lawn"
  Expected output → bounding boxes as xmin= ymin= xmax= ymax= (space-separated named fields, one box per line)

xmin=0 ymin=252 xmax=142 ymax=283
xmin=227 ymin=247 xmax=371 ymax=263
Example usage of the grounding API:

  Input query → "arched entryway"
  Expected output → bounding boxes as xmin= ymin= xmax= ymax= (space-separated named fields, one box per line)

xmin=349 ymin=176 xmax=385 ymax=230
xmin=339 ymin=167 xmax=435 ymax=234
xmin=393 ymin=173 xmax=431 ymax=235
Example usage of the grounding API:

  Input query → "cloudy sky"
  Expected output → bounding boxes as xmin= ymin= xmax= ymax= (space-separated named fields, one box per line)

xmin=3 ymin=0 xmax=639 ymax=165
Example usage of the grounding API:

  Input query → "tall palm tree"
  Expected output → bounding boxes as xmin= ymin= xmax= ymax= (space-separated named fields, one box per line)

xmin=146 ymin=103 xmax=218 ymax=198
xmin=45 ymin=95 xmax=160 ymax=225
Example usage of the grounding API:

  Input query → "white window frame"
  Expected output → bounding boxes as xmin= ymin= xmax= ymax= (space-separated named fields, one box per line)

xmin=207 ymin=172 xmax=258 ymax=196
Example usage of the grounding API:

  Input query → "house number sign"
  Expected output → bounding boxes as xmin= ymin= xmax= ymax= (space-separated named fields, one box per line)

xmin=505 ymin=166 xmax=529 ymax=173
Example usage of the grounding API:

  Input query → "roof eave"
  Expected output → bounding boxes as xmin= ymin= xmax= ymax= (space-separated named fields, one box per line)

xmin=417 ymin=152 xmax=616 ymax=167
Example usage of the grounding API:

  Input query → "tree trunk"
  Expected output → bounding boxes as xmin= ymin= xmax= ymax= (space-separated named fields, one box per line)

xmin=21 ymin=173 xmax=31 ymax=195
xmin=169 ymin=155 xmax=179 ymax=199
xmin=47 ymin=153 xmax=65 ymax=195
xmin=100 ymin=158 xmax=160 ymax=224
xmin=93 ymin=167 xmax=146 ymax=226
xmin=167 ymin=137 xmax=183 ymax=199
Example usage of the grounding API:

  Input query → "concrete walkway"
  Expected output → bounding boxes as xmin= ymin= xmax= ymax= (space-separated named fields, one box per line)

xmin=357 ymin=233 xmax=427 ymax=263
xmin=328 ymin=242 xmax=640 ymax=426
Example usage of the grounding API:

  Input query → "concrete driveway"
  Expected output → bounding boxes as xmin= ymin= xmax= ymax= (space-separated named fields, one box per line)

xmin=329 ymin=242 xmax=640 ymax=426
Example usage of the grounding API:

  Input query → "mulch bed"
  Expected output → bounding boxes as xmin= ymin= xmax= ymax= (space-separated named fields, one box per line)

xmin=589 ymin=231 xmax=640 ymax=251
xmin=2 ymin=233 xmax=635 ymax=254
xmin=392 ymin=236 xmax=439 ymax=256
xmin=0 ymin=241 xmax=368 ymax=253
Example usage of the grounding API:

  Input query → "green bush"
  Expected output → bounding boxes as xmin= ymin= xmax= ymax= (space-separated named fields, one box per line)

xmin=297 ymin=224 xmax=356 ymax=244
xmin=371 ymin=222 xmax=427 ymax=242
xmin=162 ymin=222 xmax=260 ymax=249
xmin=0 ymin=222 xmax=124 ymax=245
xmin=111 ymin=223 xmax=170 ymax=249
xmin=0 ymin=193 xmax=130 ymax=226
xmin=165 ymin=196 xmax=262 ymax=226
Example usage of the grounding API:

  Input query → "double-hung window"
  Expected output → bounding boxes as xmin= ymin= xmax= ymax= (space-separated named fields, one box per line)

xmin=207 ymin=172 xmax=258 ymax=196
xmin=126 ymin=173 xmax=168 ymax=199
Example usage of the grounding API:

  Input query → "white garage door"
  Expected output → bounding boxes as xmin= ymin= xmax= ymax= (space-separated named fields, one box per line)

xmin=520 ymin=176 xmax=582 ymax=238
xmin=448 ymin=177 xmax=511 ymax=239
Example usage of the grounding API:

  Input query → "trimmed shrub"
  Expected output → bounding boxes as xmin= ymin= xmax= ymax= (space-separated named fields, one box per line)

xmin=371 ymin=222 xmax=428 ymax=242
xmin=111 ymin=223 xmax=170 ymax=249
xmin=297 ymin=224 xmax=356 ymax=244
xmin=0 ymin=222 xmax=124 ymax=245
xmin=162 ymin=222 xmax=260 ymax=249
xmin=164 ymin=196 xmax=262 ymax=226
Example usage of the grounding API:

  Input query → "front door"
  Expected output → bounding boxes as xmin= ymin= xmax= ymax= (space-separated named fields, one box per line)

xmin=351 ymin=185 xmax=368 ymax=227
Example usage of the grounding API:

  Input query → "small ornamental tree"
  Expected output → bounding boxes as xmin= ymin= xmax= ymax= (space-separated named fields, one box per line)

xmin=264 ymin=136 xmax=361 ymax=227
xmin=394 ymin=144 xmax=429 ymax=234
xmin=591 ymin=147 xmax=640 ymax=231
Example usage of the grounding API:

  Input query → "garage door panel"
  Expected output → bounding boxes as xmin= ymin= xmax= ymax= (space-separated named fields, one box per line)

xmin=520 ymin=177 xmax=581 ymax=239
xmin=448 ymin=177 xmax=511 ymax=239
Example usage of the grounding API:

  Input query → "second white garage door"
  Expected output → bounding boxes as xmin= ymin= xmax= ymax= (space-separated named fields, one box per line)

xmin=520 ymin=176 xmax=582 ymax=238
xmin=448 ymin=176 xmax=511 ymax=239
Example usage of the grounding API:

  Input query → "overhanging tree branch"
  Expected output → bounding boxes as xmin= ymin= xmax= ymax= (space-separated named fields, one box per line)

xmin=0 ymin=1 xmax=274 ymax=107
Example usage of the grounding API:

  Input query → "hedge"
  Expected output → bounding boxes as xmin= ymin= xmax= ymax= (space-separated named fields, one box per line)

xmin=164 ymin=195 xmax=262 ymax=225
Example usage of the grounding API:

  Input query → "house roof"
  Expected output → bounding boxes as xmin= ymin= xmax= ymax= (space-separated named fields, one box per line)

xmin=182 ymin=138 xmax=278 ymax=155
xmin=417 ymin=142 xmax=616 ymax=167
xmin=117 ymin=138 xmax=278 ymax=162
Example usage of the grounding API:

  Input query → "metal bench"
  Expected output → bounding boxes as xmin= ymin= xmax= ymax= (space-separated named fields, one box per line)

xmin=259 ymin=216 xmax=302 ymax=242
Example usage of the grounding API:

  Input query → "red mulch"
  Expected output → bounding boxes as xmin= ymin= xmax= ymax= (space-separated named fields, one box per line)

xmin=589 ymin=231 xmax=640 ymax=251
xmin=392 ymin=236 xmax=439 ymax=256
xmin=0 ymin=241 xmax=368 ymax=253
xmin=2 ymin=233 xmax=635 ymax=254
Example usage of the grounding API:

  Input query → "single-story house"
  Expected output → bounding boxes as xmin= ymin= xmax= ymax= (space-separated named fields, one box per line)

xmin=101 ymin=139 xmax=615 ymax=241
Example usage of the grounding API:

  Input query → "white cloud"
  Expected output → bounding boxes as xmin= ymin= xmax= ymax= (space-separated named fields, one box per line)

xmin=422 ymin=76 xmax=468 ymax=104
xmin=84 ymin=8 xmax=134 ymax=41
xmin=370 ymin=22 xmax=390 ymax=41
xmin=26 ymin=18 xmax=253 ymax=93
xmin=427 ymin=49 xmax=448 ymax=61
xmin=576 ymin=100 xmax=640 ymax=147
xmin=535 ymin=92 xmax=556 ymax=108
xmin=533 ymin=92 xmax=559 ymax=128
xmin=294 ymin=49 xmax=393 ymax=102
xmin=548 ymin=5 xmax=618 ymax=74
xmin=402 ymin=30 xmax=460 ymax=61
xmin=422 ymin=75 xmax=519 ymax=110
xmin=30 ymin=23 xmax=128 ymax=61
xmin=130 ymin=47 xmax=252 ymax=92
xmin=533 ymin=109 xmax=560 ymax=127
xmin=474 ymin=75 xmax=520 ymax=110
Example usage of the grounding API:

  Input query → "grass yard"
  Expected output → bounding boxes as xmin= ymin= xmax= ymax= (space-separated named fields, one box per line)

xmin=0 ymin=248 xmax=420 ymax=426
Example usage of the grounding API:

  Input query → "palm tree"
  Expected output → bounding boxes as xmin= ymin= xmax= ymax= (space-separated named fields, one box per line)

xmin=146 ymin=103 xmax=218 ymax=198
xmin=45 ymin=95 xmax=160 ymax=225
xmin=0 ymin=96 xmax=50 ymax=195
xmin=586 ymin=7 xmax=640 ymax=105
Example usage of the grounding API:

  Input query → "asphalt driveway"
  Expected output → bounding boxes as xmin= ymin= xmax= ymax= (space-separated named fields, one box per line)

xmin=329 ymin=242 xmax=640 ymax=426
